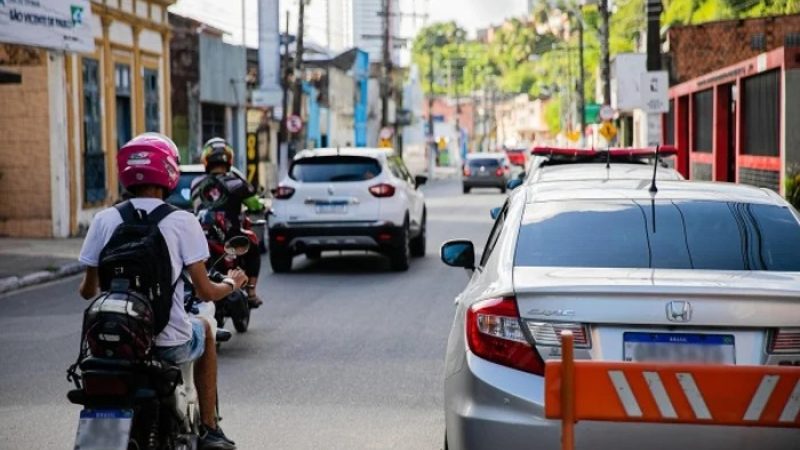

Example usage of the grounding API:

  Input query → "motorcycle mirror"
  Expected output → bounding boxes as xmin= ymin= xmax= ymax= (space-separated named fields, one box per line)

xmin=224 ymin=236 xmax=251 ymax=256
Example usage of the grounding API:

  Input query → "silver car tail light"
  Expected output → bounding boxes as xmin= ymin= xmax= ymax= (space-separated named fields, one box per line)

xmin=768 ymin=328 xmax=800 ymax=354
xmin=525 ymin=322 xmax=591 ymax=348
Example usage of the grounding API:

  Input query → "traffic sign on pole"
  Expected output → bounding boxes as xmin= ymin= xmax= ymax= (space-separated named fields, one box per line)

xmin=286 ymin=114 xmax=303 ymax=133
xmin=599 ymin=105 xmax=615 ymax=122
xmin=598 ymin=121 xmax=617 ymax=141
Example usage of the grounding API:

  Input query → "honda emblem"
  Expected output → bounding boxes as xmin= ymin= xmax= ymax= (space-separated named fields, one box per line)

xmin=666 ymin=301 xmax=692 ymax=323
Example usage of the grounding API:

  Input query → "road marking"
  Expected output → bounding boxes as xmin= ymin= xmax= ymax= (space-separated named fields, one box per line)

xmin=609 ymin=370 xmax=642 ymax=417
xmin=676 ymin=373 xmax=711 ymax=420
xmin=643 ymin=371 xmax=677 ymax=419
xmin=744 ymin=375 xmax=779 ymax=421
xmin=779 ymin=379 xmax=800 ymax=423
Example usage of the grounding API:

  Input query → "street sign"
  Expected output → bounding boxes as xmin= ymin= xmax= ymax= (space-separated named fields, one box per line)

xmin=378 ymin=138 xmax=392 ymax=148
xmin=599 ymin=105 xmax=615 ymax=122
xmin=0 ymin=0 xmax=96 ymax=53
xmin=286 ymin=114 xmax=303 ymax=133
xmin=599 ymin=121 xmax=618 ymax=141
xmin=245 ymin=132 xmax=259 ymax=186
xmin=379 ymin=127 xmax=394 ymax=140
xmin=640 ymin=71 xmax=669 ymax=114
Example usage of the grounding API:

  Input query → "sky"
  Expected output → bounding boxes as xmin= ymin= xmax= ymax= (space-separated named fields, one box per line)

xmin=169 ymin=0 xmax=529 ymax=48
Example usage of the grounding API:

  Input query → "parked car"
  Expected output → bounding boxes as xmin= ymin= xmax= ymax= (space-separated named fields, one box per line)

xmin=462 ymin=153 xmax=511 ymax=194
xmin=440 ymin=178 xmax=800 ymax=450
xmin=267 ymin=148 xmax=427 ymax=272
xmin=507 ymin=146 xmax=684 ymax=191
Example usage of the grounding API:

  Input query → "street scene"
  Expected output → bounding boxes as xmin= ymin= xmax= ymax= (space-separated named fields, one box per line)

xmin=1 ymin=0 xmax=800 ymax=449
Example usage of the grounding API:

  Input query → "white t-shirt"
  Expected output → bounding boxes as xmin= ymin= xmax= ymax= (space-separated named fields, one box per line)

xmin=79 ymin=198 xmax=210 ymax=347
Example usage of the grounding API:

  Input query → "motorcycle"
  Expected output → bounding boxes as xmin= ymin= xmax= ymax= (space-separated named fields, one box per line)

xmin=67 ymin=237 xmax=249 ymax=450
xmin=197 ymin=210 xmax=259 ymax=333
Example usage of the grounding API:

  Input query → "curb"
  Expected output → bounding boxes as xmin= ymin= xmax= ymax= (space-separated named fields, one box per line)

xmin=0 ymin=262 xmax=84 ymax=295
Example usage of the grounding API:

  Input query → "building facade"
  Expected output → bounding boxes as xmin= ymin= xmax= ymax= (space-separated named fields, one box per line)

xmin=0 ymin=0 xmax=174 ymax=238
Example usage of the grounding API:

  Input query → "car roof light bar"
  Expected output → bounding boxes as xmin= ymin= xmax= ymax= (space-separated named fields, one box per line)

xmin=530 ymin=146 xmax=678 ymax=158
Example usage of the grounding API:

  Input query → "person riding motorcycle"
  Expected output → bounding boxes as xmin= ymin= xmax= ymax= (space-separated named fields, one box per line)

xmin=78 ymin=133 xmax=245 ymax=450
xmin=191 ymin=137 xmax=265 ymax=308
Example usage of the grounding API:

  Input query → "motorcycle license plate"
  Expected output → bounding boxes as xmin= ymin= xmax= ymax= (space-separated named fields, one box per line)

xmin=74 ymin=409 xmax=133 ymax=450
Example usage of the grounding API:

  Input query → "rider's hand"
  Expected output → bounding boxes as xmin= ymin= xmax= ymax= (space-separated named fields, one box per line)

xmin=227 ymin=268 xmax=248 ymax=289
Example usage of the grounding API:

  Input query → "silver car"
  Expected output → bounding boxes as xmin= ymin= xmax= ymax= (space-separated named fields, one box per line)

xmin=440 ymin=179 xmax=800 ymax=449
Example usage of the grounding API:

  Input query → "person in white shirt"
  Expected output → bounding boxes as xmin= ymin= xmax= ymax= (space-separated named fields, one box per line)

xmin=78 ymin=133 xmax=246 ymax=450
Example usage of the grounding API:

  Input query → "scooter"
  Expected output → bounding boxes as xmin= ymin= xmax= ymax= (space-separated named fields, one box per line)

xmin=197 ymin=210 xmax=256 ymax=333
xmin=67 ymin=237 xmax=248 ymax=450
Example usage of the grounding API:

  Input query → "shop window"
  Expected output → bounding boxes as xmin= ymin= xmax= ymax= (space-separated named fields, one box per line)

xmin=143 ymin=68 xmax=159 ymax=132
xmin=743 ymin=70 xmax=779 ymax=157
xmin=692 ymin=89 xmax=712 ymax=152
xmin=82 ymin=58 xmax=106 ymax=204
xmin=202 ymin=103 xmax=226 ymax=143
xmin=115 ymin=64 xmax=132 ymax=150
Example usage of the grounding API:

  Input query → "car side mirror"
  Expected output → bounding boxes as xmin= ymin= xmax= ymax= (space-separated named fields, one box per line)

xmin=490 ymin=207 xmax=502 ymax=220
xmin=440 ymin=240 xmax=475 ymax=269
xmin=414 ymin=174 xmax=428 ymax=189
xmin=506 ymin=179 xmax=523 ymax=191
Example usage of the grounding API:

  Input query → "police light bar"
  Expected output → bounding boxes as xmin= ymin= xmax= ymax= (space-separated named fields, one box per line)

xmin=531 ymin=146 xmax=678 ymax=158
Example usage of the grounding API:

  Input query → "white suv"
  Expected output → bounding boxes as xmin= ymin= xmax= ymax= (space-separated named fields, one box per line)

xmin=267 ymin=148 xmax=427 ymax=272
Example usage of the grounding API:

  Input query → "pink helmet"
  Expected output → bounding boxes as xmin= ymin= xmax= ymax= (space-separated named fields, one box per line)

xmin=118 ymin=133 xmax=181 ymax=192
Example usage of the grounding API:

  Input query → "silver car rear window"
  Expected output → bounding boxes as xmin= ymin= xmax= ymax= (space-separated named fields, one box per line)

xmin=515 ymin=199 xmax=800 ymax=271
xmin=290 ymin=156 xmax=382 ymax=182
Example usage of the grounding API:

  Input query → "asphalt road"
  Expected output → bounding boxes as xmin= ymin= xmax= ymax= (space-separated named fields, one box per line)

xmin=0 ymin=179 xmax=505 ymax=450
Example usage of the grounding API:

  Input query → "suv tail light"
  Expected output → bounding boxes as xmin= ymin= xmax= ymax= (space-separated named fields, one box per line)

xmin=466 ymin=297 xmax=545 ymax=375
xmin=272 ymin=186 xmax=295 ymax=200
xmin=369 ymin=183 xmax=395 ymax=198
xmin=768 ymin=328 xmax=800 ymax=354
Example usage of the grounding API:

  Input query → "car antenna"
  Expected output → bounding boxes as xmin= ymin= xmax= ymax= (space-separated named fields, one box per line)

xmin=649 ymin=145 xmax=659 ymax=194
xmin=606 ymin=146 xmax=611 ymax=169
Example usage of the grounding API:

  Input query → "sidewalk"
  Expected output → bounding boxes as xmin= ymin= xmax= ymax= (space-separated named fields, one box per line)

xmin=0 ymin=238 xmax=84 ymax=294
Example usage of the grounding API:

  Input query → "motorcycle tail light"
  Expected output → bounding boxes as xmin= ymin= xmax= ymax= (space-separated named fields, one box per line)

xmin=272 ymin=186 xmax=295 ymax=199
xmin=768 ymin=328 xmax=800 ymax=354
xmin=525 ymin=322 xmax=590 ymax=348
xmin=84 ymin=374 xmax=129 ymax=397
xmin=466 ymin=297 xmax=545 ymax=375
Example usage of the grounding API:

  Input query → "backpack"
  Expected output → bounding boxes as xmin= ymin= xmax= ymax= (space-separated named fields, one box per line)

xmin=97 ymin=200 xmax=179 ymax=335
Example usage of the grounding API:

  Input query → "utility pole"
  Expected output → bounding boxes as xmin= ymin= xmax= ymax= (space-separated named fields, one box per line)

xmin=646 ymin=0 xmax=662 ymax=71
xmin=427 ymin=46 xmax=435 ymax=180
xmin=381 ymin=0 xmax=392 ymax=129
xmin=577 ymin=14 xmax=586 ymax=146
xmin=291 ymin=0 xmax=307 ymax=154
xmin=279 ymin=10 xmax=291 ymax=177
xmin=599 ymin=0 xmax=611 ymax=105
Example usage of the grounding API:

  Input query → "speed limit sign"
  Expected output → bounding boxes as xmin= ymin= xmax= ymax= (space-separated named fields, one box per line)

xmin=286 ymin=114 xmax=303 ymax=133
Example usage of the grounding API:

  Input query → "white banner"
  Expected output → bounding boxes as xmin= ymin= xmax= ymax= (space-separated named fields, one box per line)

xmin=0 ymin=0 xmax=95 ymax=53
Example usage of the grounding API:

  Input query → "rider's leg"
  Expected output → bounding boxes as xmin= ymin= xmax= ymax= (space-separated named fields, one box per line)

xmin=194 ymin=318 xmax=218 ymax=428
xmin=243 ymin=245 xmax=262 ymax=307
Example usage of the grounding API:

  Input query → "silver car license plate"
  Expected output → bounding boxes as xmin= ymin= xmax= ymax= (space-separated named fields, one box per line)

xmin=74 ymin=409 xmax=133 ymax=450
xmin=623 ymin=332 xmax=735 ymax=364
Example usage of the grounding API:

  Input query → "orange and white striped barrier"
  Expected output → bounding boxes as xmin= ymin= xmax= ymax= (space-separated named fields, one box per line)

xmin=545 ymin=331 xmax=800 ymax=450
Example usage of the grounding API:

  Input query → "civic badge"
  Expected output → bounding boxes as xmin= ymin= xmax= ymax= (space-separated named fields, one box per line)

xmin=666 ymin=301 xmax=692 ymax=323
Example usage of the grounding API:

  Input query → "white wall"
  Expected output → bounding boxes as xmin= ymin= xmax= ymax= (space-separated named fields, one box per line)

xmin=48 ymin=52 xmax=70 ymax=238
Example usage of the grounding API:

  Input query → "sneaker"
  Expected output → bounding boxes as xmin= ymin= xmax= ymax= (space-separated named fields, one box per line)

xmin=247 ymin=294 xmax=263 ymax=309
xmin=199 ymin=425 xmax=236 ymax=450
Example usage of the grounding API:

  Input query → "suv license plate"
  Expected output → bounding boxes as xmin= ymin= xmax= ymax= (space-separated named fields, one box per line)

xmin=623 ymin=332 xmax=735 ymax=364
xmin=315 ymin=203 xmax=347 ymax=214
xmin=74 ymin=409 xmax=133 ymax=450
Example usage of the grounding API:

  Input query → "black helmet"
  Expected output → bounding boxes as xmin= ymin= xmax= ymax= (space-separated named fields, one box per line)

xmin=82 ymin=289 xmax=155 ymax=361
xmin=201 ymin=137 xmax=234 ymax=172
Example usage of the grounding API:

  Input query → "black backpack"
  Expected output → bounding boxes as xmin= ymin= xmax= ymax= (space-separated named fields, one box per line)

xmin=97 ymin=201 xmax=179 ymax=335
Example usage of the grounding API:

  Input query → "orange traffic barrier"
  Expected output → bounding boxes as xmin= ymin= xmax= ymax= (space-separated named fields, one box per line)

xmin=545 ymin=331 xmax=800 ymax=450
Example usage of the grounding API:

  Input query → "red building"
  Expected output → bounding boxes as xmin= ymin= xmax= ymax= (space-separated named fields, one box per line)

xmin=664 ymin=15 xmax=800 ymax=194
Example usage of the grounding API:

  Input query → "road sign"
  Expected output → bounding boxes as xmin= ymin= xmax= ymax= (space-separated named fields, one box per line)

xmin=599 ymin=105 xmax=615 ymax=122
xmin=640 ymin=71 xmax=669 ymax=114
xmin=286 ymin=114 xmax=303 ymax=133
xmin=379 ymin=127 xmax=394 ymax=140
xmin=378 ymin=138 xmax=392 ymax=148
xmin=599 ymin=121 xmax=618 ymax=141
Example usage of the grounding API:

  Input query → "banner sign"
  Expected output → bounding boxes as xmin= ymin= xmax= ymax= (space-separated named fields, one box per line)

xmin=0 ymin=0 xmax=96 ymax=53
xmin=245 ymin=132 xmax=259 ymax=187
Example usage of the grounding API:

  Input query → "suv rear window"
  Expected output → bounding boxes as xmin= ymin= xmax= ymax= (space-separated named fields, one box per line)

xmin=515 ymin=200 xmax=800 ymax=271
xmin=290 ymin=156 xmax=381 ymax=182
xmin=468 ymin=158 xmax=500 ymax=167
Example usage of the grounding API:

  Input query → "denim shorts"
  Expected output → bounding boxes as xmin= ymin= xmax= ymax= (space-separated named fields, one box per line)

xmin=154 ymin=318 xmax=206 ymax=365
